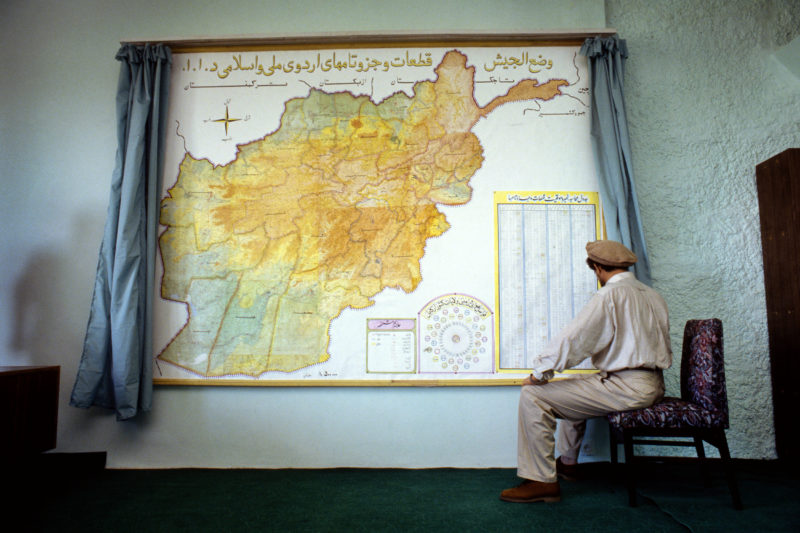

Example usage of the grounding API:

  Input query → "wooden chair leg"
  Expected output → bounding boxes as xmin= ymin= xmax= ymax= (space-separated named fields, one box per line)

xmin=609 ymin=424 xmax=619 ymax=464
xmin=623 ymin=432 xmax=637 ymax=507
xmin=694 ymin=436 xmax=711 ymax=487
xmin=715 ymin=430 xmax=743 ymax=510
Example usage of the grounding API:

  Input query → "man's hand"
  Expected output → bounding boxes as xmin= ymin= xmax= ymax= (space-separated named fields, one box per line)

xmin=522 ymin=373 xmax=548 ymax=386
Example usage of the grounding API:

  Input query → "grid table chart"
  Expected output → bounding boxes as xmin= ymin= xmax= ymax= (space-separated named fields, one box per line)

xmin=494 ymin=192 xmax=600 ymax=371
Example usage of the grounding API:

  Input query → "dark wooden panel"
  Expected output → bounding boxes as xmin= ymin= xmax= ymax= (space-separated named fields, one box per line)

xmin=756 ymin=148 xmax=800 ymax=462
xmin=0 ymin=366 xmax=60 ymax=455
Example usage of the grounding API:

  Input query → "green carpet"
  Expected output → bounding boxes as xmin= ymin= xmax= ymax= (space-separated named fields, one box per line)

xmin=15 ymin=461 xmax=800 ymax=532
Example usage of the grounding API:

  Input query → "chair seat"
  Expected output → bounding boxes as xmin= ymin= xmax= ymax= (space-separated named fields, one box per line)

xmin=606 ymin=319 xmax=741 ymax=509
xmin=608 ymin=396 xmax=727 ymax=430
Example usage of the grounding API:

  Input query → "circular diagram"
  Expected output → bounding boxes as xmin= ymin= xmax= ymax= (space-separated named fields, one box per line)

xmin=418 ymin=294 xmax=493 ymax=374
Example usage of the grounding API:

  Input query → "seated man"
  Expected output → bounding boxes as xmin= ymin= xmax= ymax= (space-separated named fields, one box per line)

xmin=500 ymin=240 xmax=672 ymax=503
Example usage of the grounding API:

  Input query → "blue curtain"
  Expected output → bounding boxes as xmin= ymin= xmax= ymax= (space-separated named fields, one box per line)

xmin=70 ymin=44 xmax=171 ymax=420
xmin=580 ymin=36 xmax=651 ymax=285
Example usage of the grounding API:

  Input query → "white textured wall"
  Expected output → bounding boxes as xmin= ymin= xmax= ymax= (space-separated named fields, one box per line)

xmin=607 ymin=0 xmax=800 ymax=459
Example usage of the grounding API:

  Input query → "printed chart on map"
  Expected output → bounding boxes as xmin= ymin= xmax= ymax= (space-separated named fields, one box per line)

xmin=151 ymin=39 xmax=602 ymax=385
xmin=494 ymin=192 xmax=601 ymax=374
xmin=418 ymin=294 xmax=493 ymax=374
xmin=366 ymin=319 xmax=416 ymax=374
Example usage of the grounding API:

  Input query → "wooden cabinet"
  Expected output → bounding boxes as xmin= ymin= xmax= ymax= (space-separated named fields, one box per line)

xmin=0 ymin=366 xmax=60 ymax=455
xmin=755 ymin=148 xmax=800 ymax=463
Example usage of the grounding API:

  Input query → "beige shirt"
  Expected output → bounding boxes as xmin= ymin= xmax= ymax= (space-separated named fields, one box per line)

xmin=531 ymin=271 xmax=672 ymax=380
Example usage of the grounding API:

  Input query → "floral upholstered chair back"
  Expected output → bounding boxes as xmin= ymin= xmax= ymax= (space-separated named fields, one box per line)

xmin=681 ymin=318 xmax=729 ymax=429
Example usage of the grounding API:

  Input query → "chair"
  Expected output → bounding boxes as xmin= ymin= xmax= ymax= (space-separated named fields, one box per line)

xmin=607 ymin=318 xmax=743 ymax=509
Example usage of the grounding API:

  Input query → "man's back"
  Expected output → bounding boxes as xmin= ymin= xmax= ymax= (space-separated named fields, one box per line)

xmin=533 ymin=271 xmax=672 ymax=375
xmin=591 ymin=272 xmax=671 ymax=372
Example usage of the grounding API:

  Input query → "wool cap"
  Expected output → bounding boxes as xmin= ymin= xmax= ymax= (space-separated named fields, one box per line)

xmin=585 ymin=240 xmax=637 ymax=268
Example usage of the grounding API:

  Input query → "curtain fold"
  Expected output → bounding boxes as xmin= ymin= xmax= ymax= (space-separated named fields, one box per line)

xmin=70 ymin=44 xmax=171 ymax=420
xmin=580 ymin=36 xmax=652 ymax=285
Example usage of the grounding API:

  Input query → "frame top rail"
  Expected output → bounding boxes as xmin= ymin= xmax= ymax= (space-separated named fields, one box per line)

xmin=121 ymin=29 xmax=617 ymax=52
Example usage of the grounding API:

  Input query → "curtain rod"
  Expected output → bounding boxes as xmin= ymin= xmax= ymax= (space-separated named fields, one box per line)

xmin=121 ymin=29 xmax=617 ymax=49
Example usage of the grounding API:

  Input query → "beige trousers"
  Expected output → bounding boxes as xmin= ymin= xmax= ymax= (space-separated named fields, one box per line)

xmin=517 ymin=369 xmax=664 ymax=482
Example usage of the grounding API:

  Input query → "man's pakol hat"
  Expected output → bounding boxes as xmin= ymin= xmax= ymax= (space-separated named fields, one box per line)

xmin=585 ymin=240 xmax=637 ymax=268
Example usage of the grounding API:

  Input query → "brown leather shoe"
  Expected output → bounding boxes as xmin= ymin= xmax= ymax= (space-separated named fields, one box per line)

xmin=500 ymin=480 xmax=561 ymax=503
xmin=556 ymin=457 xmax=580 ymax=481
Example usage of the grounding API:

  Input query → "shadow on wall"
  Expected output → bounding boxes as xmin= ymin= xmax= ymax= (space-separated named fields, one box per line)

xmin=9 ymin=211 xmax=105 ymax=373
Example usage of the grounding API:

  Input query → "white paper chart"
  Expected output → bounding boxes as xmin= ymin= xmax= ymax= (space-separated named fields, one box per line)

xmin=418 ymin=294 xmax=494 ymax=374
xmin=366 ymin=319 xmax=417 ymax=373
xmin=494 ymin=192 xmax=601 ymax=371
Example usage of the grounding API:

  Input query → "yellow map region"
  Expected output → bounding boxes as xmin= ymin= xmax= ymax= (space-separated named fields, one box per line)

xmin=158 ymin=50 xmax=568 ymax=377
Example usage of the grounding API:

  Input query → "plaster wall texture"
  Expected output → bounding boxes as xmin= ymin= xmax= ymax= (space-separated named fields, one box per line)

xmin=607 ymin=0 xmax=800 ymax=459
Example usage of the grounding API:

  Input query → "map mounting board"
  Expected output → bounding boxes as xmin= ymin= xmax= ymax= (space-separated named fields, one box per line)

xmin=152 ymin=36 xmax=602 ymax=386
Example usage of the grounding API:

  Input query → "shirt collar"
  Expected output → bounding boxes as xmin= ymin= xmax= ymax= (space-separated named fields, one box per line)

xmin=606 ymin=271 xmax=635 ymax=285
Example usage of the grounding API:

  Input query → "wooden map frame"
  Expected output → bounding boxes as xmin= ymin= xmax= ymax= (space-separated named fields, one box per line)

xmin=149 ymin=31 xmax=612 ymax=386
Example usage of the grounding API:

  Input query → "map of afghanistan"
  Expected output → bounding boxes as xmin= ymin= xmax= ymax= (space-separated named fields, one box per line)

xmin=157 ymin=50 xmax=568 ymax=377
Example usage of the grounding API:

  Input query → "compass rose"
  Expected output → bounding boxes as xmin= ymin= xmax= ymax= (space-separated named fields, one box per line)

xmin=213 ymin=105 xmax=241 ymax=135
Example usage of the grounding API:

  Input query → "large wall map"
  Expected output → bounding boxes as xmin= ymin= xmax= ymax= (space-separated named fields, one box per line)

xmin=153 ymin=41 xmax=601 ymax=385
